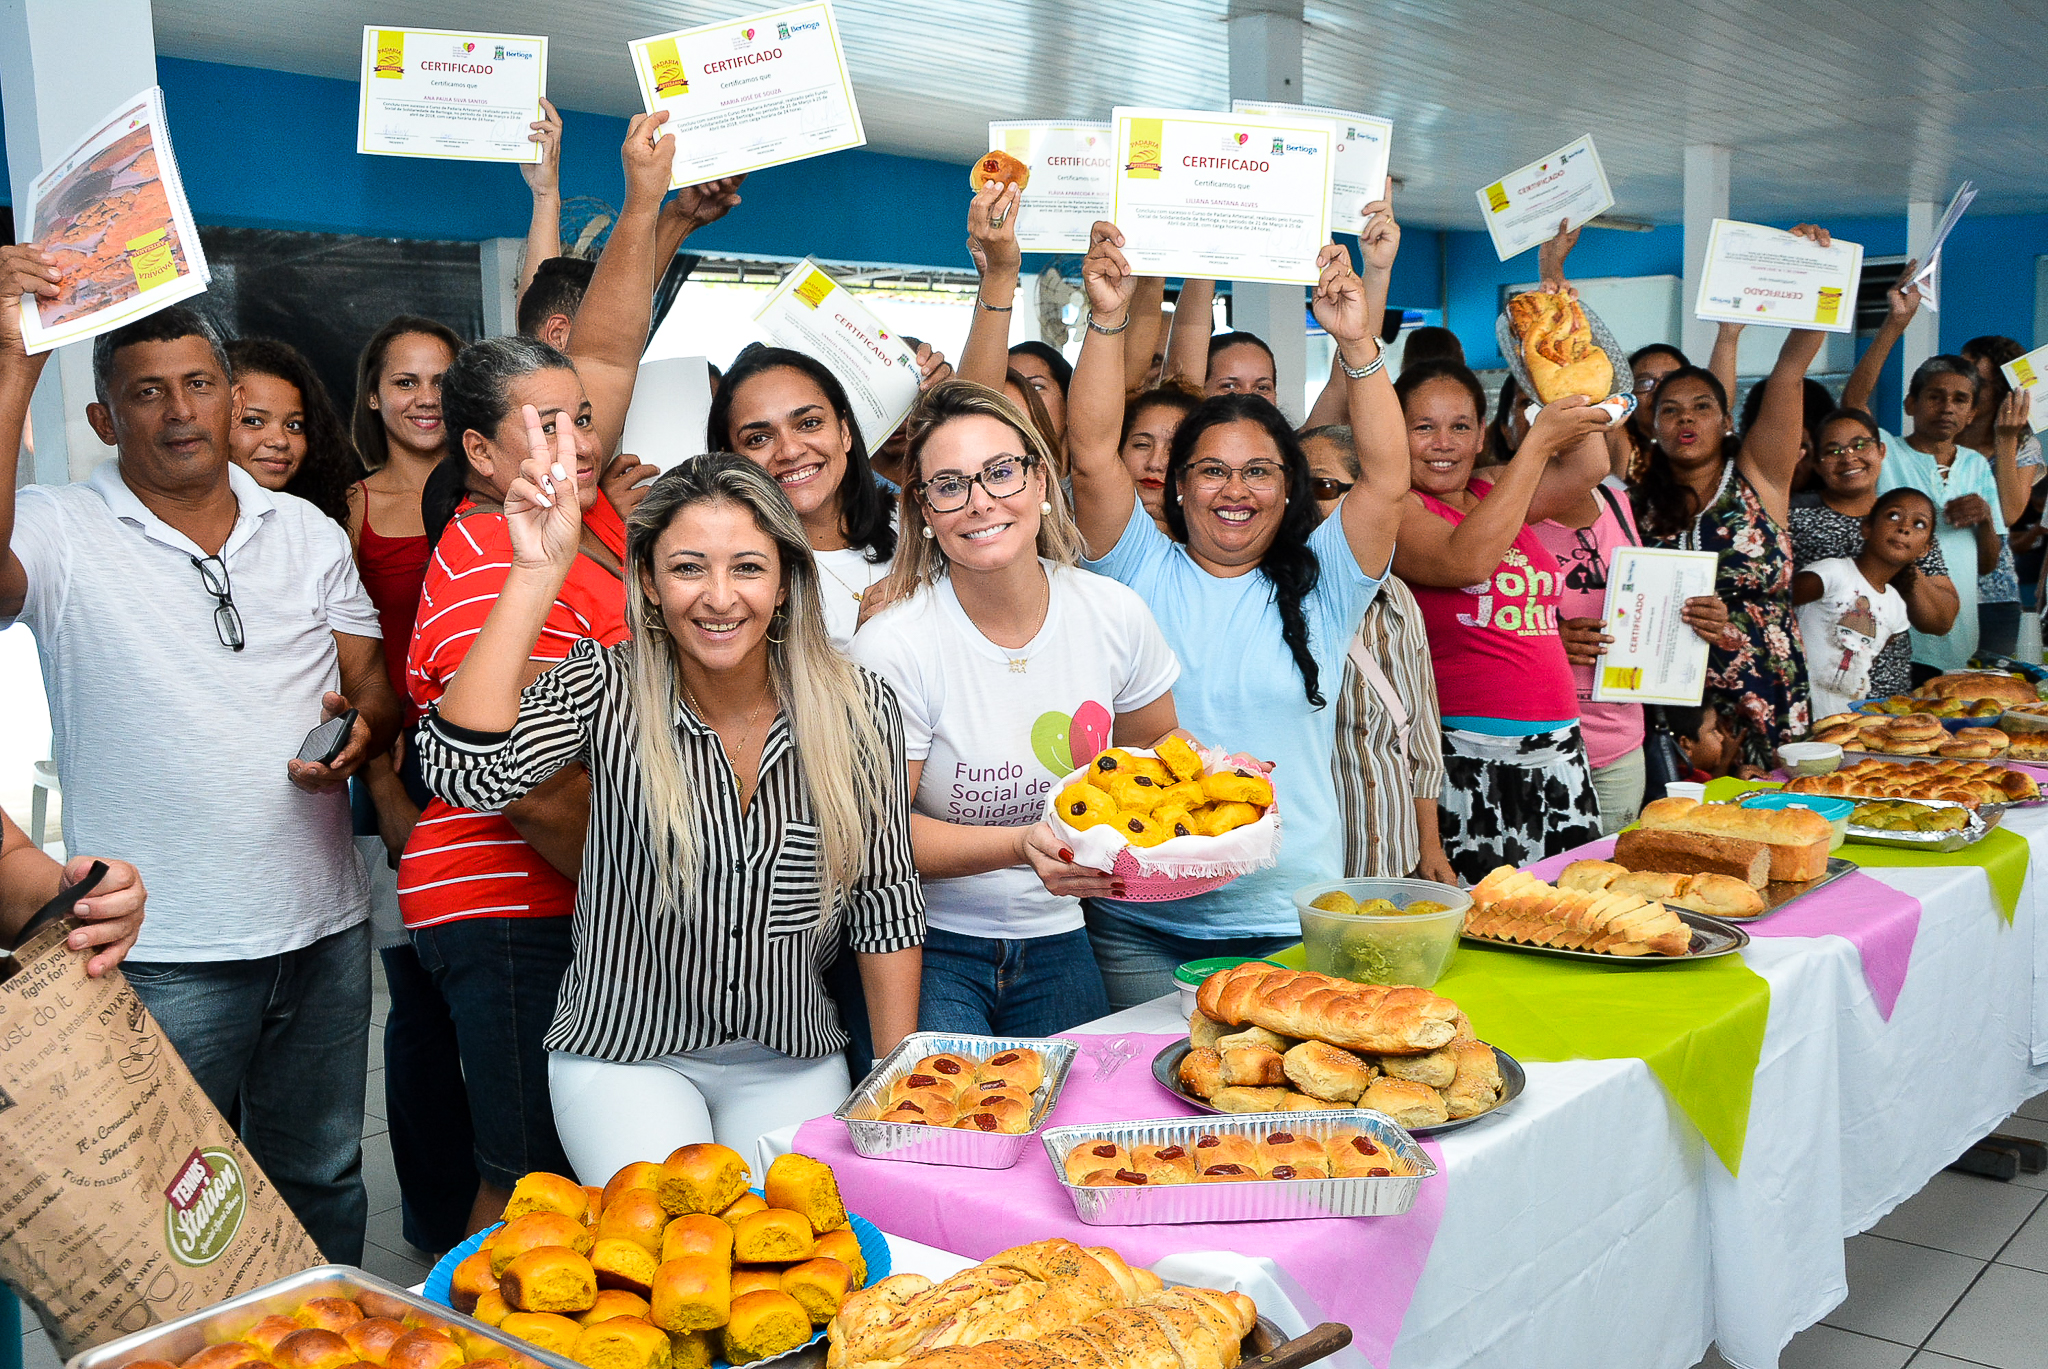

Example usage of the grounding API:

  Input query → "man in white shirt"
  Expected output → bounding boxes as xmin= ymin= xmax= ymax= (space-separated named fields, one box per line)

xmin=0 ymin=252 xmax=401 ymax=1263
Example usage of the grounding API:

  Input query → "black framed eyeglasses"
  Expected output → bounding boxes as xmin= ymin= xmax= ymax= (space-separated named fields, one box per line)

xmin=1310 ymin=477 xmax=1354 ymax=501
xmin=190 ymin=555 xmax=245 ymax=652
xmin=915 ymin=452 xmax=1040 ymax=513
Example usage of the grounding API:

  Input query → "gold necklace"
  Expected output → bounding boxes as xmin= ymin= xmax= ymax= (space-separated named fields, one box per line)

xmin=816 ymin=558 xmax=869 ymax=604
xmin=682 ymin=682 xmax=771 ymax=770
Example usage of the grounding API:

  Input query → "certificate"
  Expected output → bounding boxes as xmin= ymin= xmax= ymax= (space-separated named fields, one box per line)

xmin=1108 ymin=107 xmax=1334 ymax=286
xmin=1591 ymin=548 xmax=1718 ymax=705
xmin=1475 ymin=135 xmax=1614 ymax=262
xmin=988 ymin=121 xmax=1113 ymax=253
xmin=1694 ymin=219 xmax=1865 ymax=334
xmin=357 ymin=26 xmax=548 ymax=163
xmin=628 ymin=2 xmax=865 ymax=189
xmin=1231 ymin=100 xmax=1391 ymax=232
xmin=2002 ymin=344 xmax=2048 ymax=434
xmin=18 ymin=87 xmax=209 ymax=355
xmin=754 ymin=260 xmax=920 ymax=451
xmin=619 ymin=357 xmax=714 ymax=472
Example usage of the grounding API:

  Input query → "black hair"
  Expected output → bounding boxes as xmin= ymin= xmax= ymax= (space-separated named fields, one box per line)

xmin=1662 ymin=703 xmax=1728 ymax=745
xmin=1632 ymin=366 xmax=1739 ymax=541
xmin=92 ymin=305 xmax=228 ymax=406
xmin=1907 ymin=354 xmax=1981 ymax=401
xmin=1869 ymin=486 xmax=1936 ymax=523
xmin=1394 ymin=359 xmax=1488 ymax=420
xmin=227 ymin=337 xmax=361 ymax=526
xmin=1816 ymin=406 xmax=1883 ymax=445
xmin=1007 ymin=340 xmax=1073 ymax=395
xmin=705 ymin=347 xmax=897 ymax=564
xmin=1398 ymin=326 xmax=1465 ymax=371
xmin=1207 ymin=331 xmax=1276 ymax=371
xmin=1004 ymin=367 xmax=1066 ymax=474
xmin=422 ymin=335 xmax=576 ymax=545
xmin=1162 ymin=394 xmax=1327 ymax=706
xmin=1120 ymin=383 xmax=1202 ymax=451
xmin=352 ymin=315 xmax=463 ymax=472
xmin=1740 ymin=376 xmax=1833 ymax=441
xmin=1628 ymin=342 xmax=1689 ymax=372
xmin=517 ymin=256 xmax=597 ymax=338
xmin=1484 ymin=373 xmax=1524 ymax=463
xmin=1962 ymin=336 xmax=2026 ymax=409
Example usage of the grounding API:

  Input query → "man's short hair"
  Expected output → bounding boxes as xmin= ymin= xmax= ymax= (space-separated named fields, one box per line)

xmin=517 ymin=256 xmax=596 ymax=338
xmin=92 ymin=306 xmax=230 ymax=407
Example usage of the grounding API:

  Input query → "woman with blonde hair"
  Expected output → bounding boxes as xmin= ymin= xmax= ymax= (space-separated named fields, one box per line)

xmin=851 ymin=380 xmax=1181 ymax=1035
xmin=417 ymin=422 xmax=924 ymax=1182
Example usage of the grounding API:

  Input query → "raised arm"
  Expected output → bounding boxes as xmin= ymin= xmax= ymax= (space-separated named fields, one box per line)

xmin=958 ymin=181 xmax=1022 ymax=389
xmin=1066 ymin=223 xmax=1145 ymax=557
xmin=516 ymin=97 xmax=564 ymax=301
xmin=1162 ymin=277 xmax=1215 ymax=388
xmin=1841 ymin=258 xmax=1920 ymax=414
xmin=1737 ymin=228 xmax=1834 ymax=523
xmin=0 ymin=246 xmax=60 ymax=618
xmin=1708 ymin=322 xmax=1743 ymax=408
xmin=1124 ymin=276 xmax=1166 ymax=392
xmin=1316 ymin=213 xmax=1411 ymax=578
xmin=1991 ymin=391 xmax=2036 ymax=524
xmin=1305 ymin=191 xmax=1400 ymax=431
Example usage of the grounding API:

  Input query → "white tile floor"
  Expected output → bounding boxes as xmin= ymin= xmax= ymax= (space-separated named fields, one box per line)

xmin=20 ymin=969 xmax=2048 ymax=1369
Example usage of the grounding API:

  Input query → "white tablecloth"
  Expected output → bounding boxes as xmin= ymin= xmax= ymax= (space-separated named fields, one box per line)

xmin=773 ymin=808 xmax=2048 ymax=1369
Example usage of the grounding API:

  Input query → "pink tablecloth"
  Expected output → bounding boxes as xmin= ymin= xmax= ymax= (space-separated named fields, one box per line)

xmin=793 ymin=1031 xmax=1447 ymax=1368
xmin=1529 ymin=837 xmax=1922 ymax=1018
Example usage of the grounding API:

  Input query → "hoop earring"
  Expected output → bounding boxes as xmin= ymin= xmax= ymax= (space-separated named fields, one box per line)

xmin=766 ymin=610 xmax=787 ymax=645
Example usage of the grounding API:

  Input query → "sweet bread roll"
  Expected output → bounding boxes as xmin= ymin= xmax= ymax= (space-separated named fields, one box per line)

xmin=1813 ymin=724 xmax=1860 ymax=745
xmin=1281 ymin=1040 xmax=1375 ymax=1102
xmin=650 ymin=1254 xmax=731 ymax=1333
xmin=733 ymin=1208 xmax=816 ymax=1263
xmin=1216 ymin=1025 xmax=1291 ymax=1052
xmin=1218 ymin=1043 xmax=1286 ymax=1088
xmin=1201 ymin=768 xmax=1274 ymax=806
xmin=879 ymin=1096 xmax=957 ymax=1126
xmin=1939 ymin=737 xmax=2000 ymax=758
xmin=1194 ymin=801 xmax=1262 ymax=835
xmin=1062 ymin=1139 xmax=1129 ymax=1183
xmin=975 ymin=1047 xmax=1045 ymax=1094
xmin=247 ymin=1317 xmax=308 ymax=1356
xmin=658 ymin=1143 xmax=750 ymax=1217
xmin=1882 ymin=714 xmax=1946 ymax=741
xmin=762 ymin=1153 xmax=849 ymax=1235
xmin=598 ymin=1188 xmax=671 ymax=1255
xmin=812 ymin=1228 xmax=867 ymax=1289
xmin=722 ymin=1291 xmax=814 ymax=1365
xmin=1208 ymin=1085 xmax=1292 ymax=1112
xmin=505 ymin=1172 xmax=590 ymax=1225
xmin=718 ymin=1192 xmax=768 ymax=1227
xmin=384 ymin=1332 xmax=465 ymax=1369
xmin=1325 ymin=1129 xmax=1401 ymax=1178
xmin=1254 ymin=1130 xmax=1329 ymax=1178
xmin=493 ymin=1211 xmax=594 ymax=1276
xmin=1508 ymin=290 xmax=1613 ymax=402
xmin=1195 ymin=1164 xmax=1260 ymax=1182
xmin=470 ymin=1294 xmax=511 ymax=1329
xmin=1178 ymin=1046 xmax=1223 ymax=1097
xmin=781 ymin=1257 xmax=854 ymax=1325
xmin=911 ymin=1053 xmax=977 ymax=1085
xmin=1361 ymin=1076 xmax=1450 ymax=1129
xmin=1128 ymin=1143 xmax=1199 ymax=1184
xmin=1377 ymin=1046 xmax=1456 ymax=1089
xmin=1160 ymin=778 xmax=1209 ymax=813
xmin=341 ymin=1319 xmax=408 ymax=1365
xmin=969 ymin=149 xmax=1030 ymax=192
xmin=502 ymin=1247 xmax=599 ymax=1314
xmin=1277 ymin=1090 xmax=1349 ymax=1112
xmin=952 ymin=1098 xmax=1031 ymax=1134
xmin=1114 ymin=811 xmax=1170 ymax=846
xmin=1919 ymin=671 xmax=2035 ymax=704
xmin=889 ymin=1071 xmax=960 ymax=1105
xmin=584 ymin=1186 xmax=607 ymax=1221
xmin=1653 ymin=872 xmax=1766 ymax=920
xmin=662 ymin=1213 xmax=735 ymax=1265
xmin=295 ymin=1300 xmax=364 ymax=1333
xmin=603 ymin=1161 xmax=664 ymax=1212
xmin=1187 ymin=1134 xmax=1257 ymax=1169
xmin=667 ymin=1331 xmax=716 ymax=1369
xmin=579 ymin=1290 xmax=653 ymax=1327
xmin=959 ymin=1081 xmax=1032 ymax=1113
xmin=1188 ymin=1011 xmax=1230 ymax=1051
xmin=1197 ymin=962 xmax=1461 ymax=1052
xmin=732 ymin=1266 xmax=782 ymax=1299
xmin=1442 ymin=1039 xmax=1505 ymax=1119
xmin=1813 ymin=712 xmax=1863 ymax=730
xmin=1156 ymin=735 xmax=1206 ymax=782
xmin=1055 ymin=783 xmax=1114 ymax=828
xmin=1089 ymin=747 xmax=1143 ymax=781
xmin=592 ymin=1237 xmax=661 ymax=1298
xmin=181 ymin=1346 xmax=266 ymax=1369
xmin=497 ymin=1315 xmax=581 ymax=1360
xmin=572 ymin=1315 xmax=671 ymax=1369
xmin=449 ymin=1250 xmax=499 ymax=1313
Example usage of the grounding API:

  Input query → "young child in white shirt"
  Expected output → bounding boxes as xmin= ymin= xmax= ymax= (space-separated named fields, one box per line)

xmin=1794 ymin=487 xmax=1936 ymax=719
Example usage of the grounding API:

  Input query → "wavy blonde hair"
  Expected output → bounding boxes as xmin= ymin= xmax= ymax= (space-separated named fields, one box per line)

xmin=881 ymin=379 xmax=1081 ymax=599
xmin=626 ymin=454 xmax=895 ymax=919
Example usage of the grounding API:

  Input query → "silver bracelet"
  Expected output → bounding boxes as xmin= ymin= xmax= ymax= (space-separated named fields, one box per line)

xmin=1338 ymin=337 xmax=1387 ymax=380
xmin=1087 ymin=311 xmax=1132 ymax=336
xmin=975 ymin=295 xmax=1013 ymax=313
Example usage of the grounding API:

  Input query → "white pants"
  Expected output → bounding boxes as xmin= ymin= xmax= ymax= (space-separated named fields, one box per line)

xmin=549 ymin=1041 xmax=851 ymax=1186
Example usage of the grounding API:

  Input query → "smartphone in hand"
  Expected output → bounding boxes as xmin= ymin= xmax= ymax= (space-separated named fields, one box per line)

xmin=297 ymin=708 xmax=359 ymax=767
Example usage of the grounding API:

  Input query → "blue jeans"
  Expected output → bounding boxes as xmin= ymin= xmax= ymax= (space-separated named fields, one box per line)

xmin=121 ymin=921 xmax=371 ymax=1264
xmin=379 ymin=943 xmax=478 ymax=1253
xmin=918 ymin=927 xmax=1110 ymax=1037
xmin=409 ymin=916 xmax=574 ymax=1190
xmin=1083 ymin=902 xmax=1297 ymax=1012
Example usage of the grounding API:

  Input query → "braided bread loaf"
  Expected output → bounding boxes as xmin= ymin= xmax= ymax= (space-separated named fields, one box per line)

xmin=1194 ymin=962 xmax=1459 ymax=1055
xmin=881 ymin=1286 xmax=1259 ymax=1369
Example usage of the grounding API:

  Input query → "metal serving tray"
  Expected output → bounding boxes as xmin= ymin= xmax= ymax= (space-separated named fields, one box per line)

xmin=1040 ymin=1109 xmax=1435 ymax=1225
xmin=1714 ymin=855 xmax=1859 ymax=922
xmin=1464 ymin=907 xmax=1750 ymax=960
xmin=1844 ymin=797 xmax=2000 ymax=853
xmin=66 ymin=1266 xmax=579 ymax=1369
xmin=1823 ymin=753 xmax=2048 ymax=810
xmin=834 ymin=1031 xmax=1078 ymax=1169
xmin=1149 ymin=1040 xmax=1523 ymax=1138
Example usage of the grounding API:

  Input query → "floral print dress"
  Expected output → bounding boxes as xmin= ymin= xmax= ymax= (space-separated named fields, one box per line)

xmin=1642 ymin=467 xmax=1809 ymax=770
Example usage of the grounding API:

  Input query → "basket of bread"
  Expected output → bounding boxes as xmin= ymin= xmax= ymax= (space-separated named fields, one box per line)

xmin=1157 ymin=962 xmax=1517 ymax=1134
xmin=430 ymin=1153 xmax=886 ymax=1369
xmin=833 ymin=1032 xmax=1077 ymax=1168
xmin=1496 ymin=291 xmax=1635 ymax=425
xmin=1048 ymin=735 xmax=1280 ymax=900
xmin=1816 ymin=672 xmax=2044 ymax=758
xmin=1785 ymin=757 xmax=2042 ymax=808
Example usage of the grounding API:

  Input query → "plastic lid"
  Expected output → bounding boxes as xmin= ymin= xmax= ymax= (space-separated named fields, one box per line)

xmin=1740 ymin=791 xmax=1855 ymax=819
xmin=1173 ymin=955 xmax=1278 ymax=987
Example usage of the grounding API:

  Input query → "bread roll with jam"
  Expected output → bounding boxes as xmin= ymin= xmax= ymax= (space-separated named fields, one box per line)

xmin=974 ymin=1048 xmax=1045 ymax=1094
xmin=1061 ymin=1139 xmax=1129 ymax=1183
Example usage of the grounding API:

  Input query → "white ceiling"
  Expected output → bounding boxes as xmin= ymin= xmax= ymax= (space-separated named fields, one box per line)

xmin=153 ymin=0 xmax=2048 ymax=228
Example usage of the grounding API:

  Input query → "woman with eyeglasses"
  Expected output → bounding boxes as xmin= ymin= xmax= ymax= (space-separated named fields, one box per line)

xmin=1060 ymin=208 xmax=1410 ymax=1007
xmin=1791 ymin=411 xmax=1960 ymax=698
xmin=849 ymin=381 xmax=1180 ymax=1035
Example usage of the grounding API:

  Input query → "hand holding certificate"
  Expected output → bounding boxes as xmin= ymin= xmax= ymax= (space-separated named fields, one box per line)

xmin=986 ymin=122 xmax=1112 ymax=253
xmin=1591 ymin=548 xmax=1719 ymax=705
xmin=629 ymin=2 xmax=864 ymax=189
xmin=357 ymin=27 xmax=548 ymax=163
xmin=1695 ymin=220 xmax=1863 ymax=333
xmin=1475 ymin=135 xmax=1613 ymax=261
xmin=1108 ymin=107 xmax=1334 ymax=285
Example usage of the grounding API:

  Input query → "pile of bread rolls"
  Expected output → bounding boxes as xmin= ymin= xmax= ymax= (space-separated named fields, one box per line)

xmin=1061 ymin=1126 xmax=1417 ymax=1187
xmin=1176 ymin=963 xmax=1504 ymax=1129
xmin=1811 ymin=710 xmax=2010 ymax=758
xmin=448 ymin=1151 xmax=865 ymax=1368
xmin=873 ymin=1045 xmax=1046 ymax=1132
xmin=116 ymin=1295 xmax=513 ymax=1369
xmin=827 ymin=1238 xmax=1256 ymax=1369
xmin=1786 ymin=758 xmax=2040 ymax=808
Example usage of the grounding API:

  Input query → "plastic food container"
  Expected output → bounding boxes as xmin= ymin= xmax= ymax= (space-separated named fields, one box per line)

xmin=1292 ymin=877 xmax=1471 ymax=988
xmin=833 ymin=1031 xmax=1077 ymax=1169
xmin=1740 ymin=789 xmax=1853 ymax=851
xmin=1173 ymin=956 xmax=1284 ymax=1017
xmin=1777 ymin=742 xmax=1844 ymax=776
xmin=1663 ymin=780 xmax=1709 ymax=801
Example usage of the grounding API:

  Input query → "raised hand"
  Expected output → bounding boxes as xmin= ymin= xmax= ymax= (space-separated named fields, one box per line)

xmin=914 ymin=342 xmax=954 ymax=392
xmin=621 ymin=110 xmax=676 ymax=213
xmin=1886 ymin=258 xmax=1923 ymax=329
xmin=966 ymin=181 xmax=1023 ymax=281
xmin=1310 ymin=242 xmax=1369 ymax=345
xmin=668 ymin=173 xmax=746 ymax=238
xmin=1787 ymin=223 xmax=1834 ymax=249
xmin=521 ymin=97 xmax=562 ymax=196
xmin=1538 ymin=217 xmax=1580 ymax=291
xmin=1081 ymin=222 xmax=1137 ymax=322
xmin=0 ymin=244 xmax=63 ymax=358
xmin=600 ymin=449 xmax=659 ymax=518
xmin=1525 ymin=394 xmax=1615 ymax=452
xmin=1357 ymin=188 xmax=1401 ymax=275
xmin=1997 ymin=389 xmax=2033 ymax=444
xmin=505 ymin=403 xmax=586 ymax=573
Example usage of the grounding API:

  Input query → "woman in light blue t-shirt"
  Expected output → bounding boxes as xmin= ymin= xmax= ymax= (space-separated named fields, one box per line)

xmin=1060 ymin=209 xmax=1413 ymax=1009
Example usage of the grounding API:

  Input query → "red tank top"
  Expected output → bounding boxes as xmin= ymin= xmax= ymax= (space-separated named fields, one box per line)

xmin=1407 ymin=481 xmax=1579 ymax=722
xmin=354 ymin=481 xmax=433 ymax=720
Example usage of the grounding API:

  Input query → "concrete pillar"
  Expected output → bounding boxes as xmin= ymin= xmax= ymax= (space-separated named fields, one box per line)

xmin=0 ymin=0 xmax=159 ymax=484
xmin=1226 ymin=0 xmax=1305 ymax=423
xmin=480 ymin=237 xmax=523 ymax=338
xmin=1680 ymin=144 xmax=1731 ymax=365
xmin=1903 ymin=199 xmax=1938 ymax=429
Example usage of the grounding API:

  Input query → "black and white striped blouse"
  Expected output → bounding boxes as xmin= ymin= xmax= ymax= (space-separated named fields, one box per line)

xmin=415 ymin=636 xmax=925 ymax=1062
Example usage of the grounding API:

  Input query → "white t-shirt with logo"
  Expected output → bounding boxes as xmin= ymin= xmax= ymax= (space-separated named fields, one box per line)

xmin=813 ymin=545 xmax=893 ymax=650
xmin=850 ymin=561 xmax=1181 ymax=939
xmin=1796 ymin=556 xmax=1910 ymax=719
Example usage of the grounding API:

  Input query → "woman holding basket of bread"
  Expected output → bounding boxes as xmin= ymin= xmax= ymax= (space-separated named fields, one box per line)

xmin=416 ymin=417 xmax=924 ymax=1184
xmin=1059 ymin=203 xmax=1410 ymax=1009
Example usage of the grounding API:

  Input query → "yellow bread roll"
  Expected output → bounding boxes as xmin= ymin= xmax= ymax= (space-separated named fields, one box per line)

xmin=717 ymin=1191 xmax=768 ymax=1228
xmin=499 ymin=1314 xmax=583 ymax=1360
xmin=811 ymin=1228 xmax=866 ymax=1289
xmin=501 ymin=1247 xmax=598 ymax=1314
xmin=492 ymin=1211 xmax=594 ymax=1277
xmin=245 ymin=1317 xmax=305 ymax=1357
xmin=340 ymin=1319 xmax=408 ymax=1364
xmin=658 ymin=1144 xmax=751 ymax=1217
xmin=448 ymin=1251 xmax=498 ymax=1314
xmin=649 ymin=1255 xmax=731 ymax=1333
xmin=602 ymin=1161 xmax=664 ymax=1213
xmin=733 ymin=1209 xmax=816 ymax=1263
xmin=661 ymin=1213 xmax=735 ymax=1265
xmin=729 ymin=1266 xmax=783 ymax=1299
xmin=666 ymin=1332 xmax=715 ymax=1369
xmin=597 ymin=1189 xmax=671 ymax=1256
xmin=384 ymin=1332 xmax=464 ymax=1369
xmin=571 ymin=1314 xmax=672 ymax=1369
xmin=578 ymin=1290 xmax=653 ymax=1327
xmin=721 ymin=1291 xmax=812 ymax=1365
xmin=780 ymin=1258 xmax=852 ymax=1325
xmin=591 ymin=1237 xmax=661 ymax=1298
xmin=468 ymin=1294 xmax=511 ymax=1329
xmin=762 ymin=1154 xmax=848 ymax=1236
xmin=294 ymin=1300 xmax=364 ymax=1333
xmin=504 ymin=1172 xmax=589 ymax=1225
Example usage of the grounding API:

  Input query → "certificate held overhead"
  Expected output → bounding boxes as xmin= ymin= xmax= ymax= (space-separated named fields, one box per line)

xmin=1476 ymin=135 xmax=1614 ymax=261
xmin=985 ymin=122 xmax=1112 ymax=252
xmin=357 ymin=26 xmax=549 ymax=163
xmin=754 ymin=260 xmax=920 ymax=451
xmin=1694 ymin=219 xmax=1864 ymax=333
xmin=629 ymin=2 xmax=865 ymax=189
